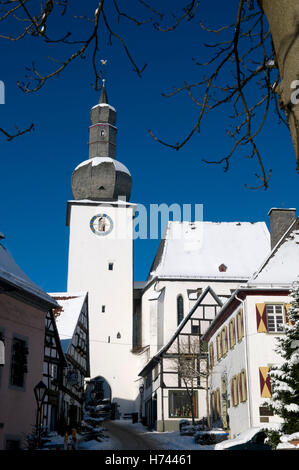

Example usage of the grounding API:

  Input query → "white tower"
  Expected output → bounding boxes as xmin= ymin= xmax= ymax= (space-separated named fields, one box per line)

xmin=66 ymin=83 xmax=138 ymax=414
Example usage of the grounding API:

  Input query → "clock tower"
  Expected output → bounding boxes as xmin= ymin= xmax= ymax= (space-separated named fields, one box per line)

xmin=66 ymin=82 xmax=138 ymax=414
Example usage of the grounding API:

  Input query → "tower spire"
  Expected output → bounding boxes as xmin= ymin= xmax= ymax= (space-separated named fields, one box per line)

xmin=99 ymin=78 xmax=108 ymax=104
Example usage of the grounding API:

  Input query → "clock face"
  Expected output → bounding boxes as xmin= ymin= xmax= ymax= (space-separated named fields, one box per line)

xmin=90 ymin=214 xmax=113 ymax=236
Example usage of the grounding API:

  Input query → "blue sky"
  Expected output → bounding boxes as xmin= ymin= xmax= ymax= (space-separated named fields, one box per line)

xmin=0 ymin=1 xmax=298 ymax=292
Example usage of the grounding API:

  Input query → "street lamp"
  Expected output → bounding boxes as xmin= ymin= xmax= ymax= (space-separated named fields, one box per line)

xmin=139 ymin=384 xmax=144 ymax=422
xmin=34 ymin=381 xmax=47 ymax=448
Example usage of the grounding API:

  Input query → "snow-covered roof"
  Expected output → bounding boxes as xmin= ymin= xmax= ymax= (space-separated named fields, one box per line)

xmin=74 ymin=156 xmax=131 ymax=176
xmin=148 ymin=221 xmax=270 ymax=281
xmin=49 ymin=292 xmax=87 ymax=353
xmin=248 ymin=218 xmax=299 ymax=287
xmin=0 ymin=242 xmax=58 ymax=308
xmin=91 ymin=102 xmax=116 ymax=112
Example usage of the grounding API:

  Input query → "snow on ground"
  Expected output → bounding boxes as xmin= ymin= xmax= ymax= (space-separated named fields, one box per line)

xmin=277 ymin=432 xmax=299 ymax=450
xmin=110 ymin=420 xmax=215 ymax=451
xmin=42 ymin=420 xmax=216 ymax=451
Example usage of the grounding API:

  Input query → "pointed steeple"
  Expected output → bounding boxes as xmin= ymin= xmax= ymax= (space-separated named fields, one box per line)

xmin=99 ymin=79 xmax=108 ymax=104
xmin=89 ymin=79 xmax=117 ymax=160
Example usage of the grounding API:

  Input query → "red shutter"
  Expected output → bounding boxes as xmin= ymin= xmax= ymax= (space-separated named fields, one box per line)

xmin=256 ymin=304 xmax=267 ymax=333
xmin=259 ymin=367 xmax=272 ymax=398
xmin=285 ymin=304 xmax=292 ymax=325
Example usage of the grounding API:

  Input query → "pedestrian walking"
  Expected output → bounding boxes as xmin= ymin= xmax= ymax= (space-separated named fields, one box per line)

xmin=71 ymin=428 xmax=78 ymax=450
xmin=64 ymin=432 xmax=68 ymax=451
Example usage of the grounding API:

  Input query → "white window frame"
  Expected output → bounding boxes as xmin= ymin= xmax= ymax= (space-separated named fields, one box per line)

xmin=266 ymin=304 xmax=284 ymax=333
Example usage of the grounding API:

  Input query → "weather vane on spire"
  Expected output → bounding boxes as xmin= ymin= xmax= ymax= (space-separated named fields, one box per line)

xmin=100 ymin=59 xmax=108 ymax=88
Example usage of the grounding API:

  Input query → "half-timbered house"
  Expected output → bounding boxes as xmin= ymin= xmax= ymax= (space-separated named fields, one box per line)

xmin=42 ymin=310 xmax=67 ymax=433
xmin=138 ymin=286 xmax=223 ymax=431
xmin=50 ymin=292 xmax=90 ymax=429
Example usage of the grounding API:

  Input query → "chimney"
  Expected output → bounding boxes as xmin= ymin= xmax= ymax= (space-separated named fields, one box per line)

xmin=268 ymin=208 xmax=296 ymax=249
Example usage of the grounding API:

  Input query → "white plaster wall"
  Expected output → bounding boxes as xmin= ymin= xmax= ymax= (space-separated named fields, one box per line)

xmin=208 ymin=294 xmax=289 ymax=437
xmin=67 ymin=202 xmax=139 ymax=414
xmin=209 ymin=306 xmax=249 ymax=437
xmin=245 ymin=294 xmax=288 ymax=430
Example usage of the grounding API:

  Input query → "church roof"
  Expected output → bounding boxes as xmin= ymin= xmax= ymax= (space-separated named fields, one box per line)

xmin=248 ymin=218 xmax=299 ymax=287
xmin=49 ymin=292 xmax=87 ymax=353
xmin=0 ymin=241 xmax=58 ymax=309
xmin=148 ymin=221 xmax=270 ymax=282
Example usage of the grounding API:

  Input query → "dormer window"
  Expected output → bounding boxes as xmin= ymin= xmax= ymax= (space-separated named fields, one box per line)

xmin=219 ymin=263 xmax=227 ymax=272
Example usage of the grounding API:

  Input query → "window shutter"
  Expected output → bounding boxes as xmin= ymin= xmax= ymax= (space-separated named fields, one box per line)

xmin=284 ymin=304 xmax=292 ymax=325
xmin=237 ymin=310 xmax=244 ymax=341
xmin=209 ymin=343 xmax=214 ymax=368
xmin=256 ymin=303 xmax=267 ymax=333
xmin=240 ymin=309 xmax=244 ymax=338
xmin=230 ymin=379 xmax=234 ymax=407
xmin=259 ymin=367 xmax=272 ymax=398
xmin=225 ymin=327 xmax=228 ymax=353
xmin=217 ymin=388 xmax=221 ymax=417
xmin=241 ymin=369 xmax=247 ymax=402
xmin=237 ymin=373 xmax=242 ymax=402
xmin=229 ymin=321 xmax=232 ymax=349
xmin=233 ymin=318 xmax=236 ymax=346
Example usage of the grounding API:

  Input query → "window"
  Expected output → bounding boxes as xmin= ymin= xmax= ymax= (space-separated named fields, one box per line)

xmin=101 ymin=305 xmax=105 ymax=313
xmin=10 ymin=338 xmax=28 ymax=388
xmin=177 ymin=295 xmax=184 ymax=326
xmin=191 ymin=319 xmax=200 ymax=334
xmin=266 ymin=305 xmax=284 ymax=332
xmin=5 ymin=439 xmax=21 ymax=450
xmin=108 ymin=262 xmax=114 ymax=271
xmin=169 ymin=390 xmax=198 ymax=418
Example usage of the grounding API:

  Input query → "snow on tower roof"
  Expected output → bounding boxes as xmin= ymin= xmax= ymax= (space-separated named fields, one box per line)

xmin=0 ymin=242 xmax=58 ymax=308
xmin=74 ymin=156 xmax=131 ymax=176
xmin=248 ymin=218 xmax=299 ymax=287
xmin=49 ymin=292 xmax=87 ymax=353
xmin=148 ymin=221 xmax=270 ymax=281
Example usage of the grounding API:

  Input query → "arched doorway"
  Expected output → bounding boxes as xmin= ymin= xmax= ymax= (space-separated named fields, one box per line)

xmin=86 ymin=376 xmax=112 ymax=404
